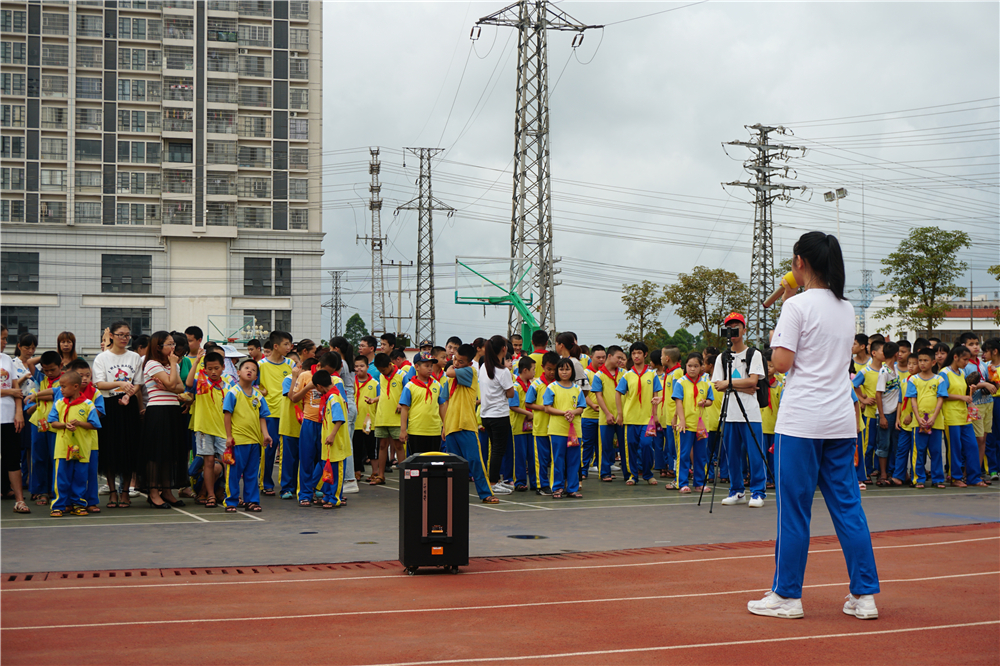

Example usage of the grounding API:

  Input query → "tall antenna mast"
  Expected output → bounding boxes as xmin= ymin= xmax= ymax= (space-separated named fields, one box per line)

xmin=357 ymin=148 xmax=387 ymax=337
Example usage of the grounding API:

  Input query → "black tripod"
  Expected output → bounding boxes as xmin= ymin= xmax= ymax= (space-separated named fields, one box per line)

xmin=698 ymin=340 xmax=772 ymax=512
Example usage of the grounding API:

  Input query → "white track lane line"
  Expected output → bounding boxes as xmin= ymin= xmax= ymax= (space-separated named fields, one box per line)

xmin=3 ymin=571 xmax=995 ymax=632
xmin=355 ymin=621 xmax=1000 ymax=666
xmin=2 ymin=535 xmax=995 ymax=594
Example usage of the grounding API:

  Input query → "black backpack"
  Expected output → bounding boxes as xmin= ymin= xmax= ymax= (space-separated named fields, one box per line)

xmin=743 ymin=347 xmax=771 ymax=409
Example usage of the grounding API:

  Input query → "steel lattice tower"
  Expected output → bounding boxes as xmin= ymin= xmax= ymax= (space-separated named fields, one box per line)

xmin=475 ymin=1 xmax=600 ymax=339
xmin=357 ymin=148 xmax=387 ymax=337
xmin=724 ymin=124 xmax=806 ymax=343
xmin=397 ymin=148 xmax=453 ymax=345
xmin=321 ymin=270 xmax=347 ymax=340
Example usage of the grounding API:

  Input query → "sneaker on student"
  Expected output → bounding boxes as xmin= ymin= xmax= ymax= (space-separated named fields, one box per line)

xmin=748 ymin=592 xmax=804 ymax=619
xmin=491 ymin=482 xmax=512 ymax=495
xmin=98 ymin=484 xmax=111 ymax=496
xmin=128 ymin=487 xmax=140 ymax=498
xmin=748 ymin=494 xmax=764 ymax=508
xmin=589 ymin=465 xmax=599 ymax=473
xmin=342 ymin=479 xmax=360 ymax=494
xmin=843 ymin=594 xmax=878 ymax=619
xmin=721 ymin=491 xmax=747 ymax=506
xmin=280 ymin=491 xmax=294 ymax=500
xmin=610 ymin=464 xmax=621 ymax=472
xmin=499 ymin=481 xmax=514 ymax=491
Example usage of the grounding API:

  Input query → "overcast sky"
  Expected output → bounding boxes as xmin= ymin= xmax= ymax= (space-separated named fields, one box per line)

xmin=319 ymin=1 xmax=999 ymax=345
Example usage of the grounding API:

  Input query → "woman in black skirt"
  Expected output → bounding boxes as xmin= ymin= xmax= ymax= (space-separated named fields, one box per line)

xmin=138 ymin=331 xmax=187 ymax=508
xmin=92 ymin=321 xmax=143 ymax=509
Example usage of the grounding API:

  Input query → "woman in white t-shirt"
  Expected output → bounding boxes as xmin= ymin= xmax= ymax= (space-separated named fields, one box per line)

xmin=138 ymin=331 xmax=187 ymax=508
xmin=93 ymin=321 xmax=144 ymax=508
xmin=479 ymin=335 xmax=515 ymax=494
xmin=748 ymin=232 xmax=880 ymax=622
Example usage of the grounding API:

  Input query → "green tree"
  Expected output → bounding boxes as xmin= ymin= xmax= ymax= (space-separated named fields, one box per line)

xmin=874 ymin=227 xmax=971 ymax=334
xmin=617 ymin=280 xmax=669 ymax=345
xmin=989 ymin=264 xmax=1000 ymax=326
xmin=666 ymin=266 xmax=752 ymax=348
xmin=344 ymin=313 xmax=368 ymax=351
xmin=648 ymin=327 xmax=701 ymax=354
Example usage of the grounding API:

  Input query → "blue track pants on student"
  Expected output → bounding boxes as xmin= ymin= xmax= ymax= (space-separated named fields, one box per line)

xmin=226 ymin=444 xmax=261 ymax=507
xmin=599 ymin=424 xmax=623 ymax=479
xmin=772 ymin=434 xmax=880 ymax=599
xmin=259 ymin=417 xmax=279 ymax=492
xmin=279 ymin=435 xmax=299 ymax=496
xmin=550 ymin=435 xmax=581 ymax=494
xmin=912 ymin=428 xmax=944 ymax=485
xmin=677 ymin=430 xmax=707 ymax=489
xmin=724 ymin=421 xmax=766 ymax=498
xmin=513 ymin=433 xmax=532 ymax=489
xmin=322 ymin=459 xmax=345 ymax=506
xmin=533 ymin=435 xmax=552 ymax=492
xmin=30 ymin=428 xmax=55 ymax=497
xmin=297 ymin=420 xmax=321 ymax=503
xmin=986 ymin=398 xmax=1000 ymax=476
xmin=85 ymin=450 xmax=99 ymax=508
xmin=664 ymin=426 xmax=677 ymax=475
xmin=580 ymin=418 xmax=599 ymax=478
xmin=948 ymin=424 xmax=982 ymax=485
xmin=51 ymin=458 xmax=87 ymax=511
xmin=893 ymin=428 xmax=913 ymax=483
xmin=624 ymin=424 xmax=653 ymax=481
xmin=445 ymin=430 xmax=493 ymax=500
xmin=652 ymin=426 xmax=666 ymax=471
xmin=857 ymin=416 xmax=876 ymax=482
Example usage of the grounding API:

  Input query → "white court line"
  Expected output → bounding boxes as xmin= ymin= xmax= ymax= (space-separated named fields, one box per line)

xmin=380 ymin=477 xmax=544 ymax=512
xmin=3 ymin=571 xmax=995 ymax=632
xmin=1 ymin=513 xmax=261 ymax=530
xmin=166 ymin=505 xmax=209 ymax=523
xmin=3 ymin=535 xmax=995 ymax=594
xmin=355 ymin=621 xmax=1000 ymax=666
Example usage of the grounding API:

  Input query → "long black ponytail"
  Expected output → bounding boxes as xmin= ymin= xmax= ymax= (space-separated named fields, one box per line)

xmin=793 ymin=231 xmax=846 ymax=300
xmin=483 ymin=334 xmax=506 ymax=381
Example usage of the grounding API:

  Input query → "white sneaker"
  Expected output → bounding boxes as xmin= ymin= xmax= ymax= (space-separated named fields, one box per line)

xmin=342 ymin=479 xmax=359 ymax=494
xmin=611 ymin=464 xmax=621 ymax=472
xmin=721 ymin=492 xmax=747 ymax=506
xmin=499 ymin=481 xmax=514 ymax=491
xmin=748 ymin=494 xmax=764 ymax=508
xmin=98 ymin=484 xmax=111 ymax=496
xmin=748 ymin=592 xmax=804 ymax=619
xmin=491 ymin=482 xmax=512 ymax=495
xmin=128 ymin=487 xmax=140 ymax=497
xmin=589 ymin=465 xmax=599 ymax=473
xmin=843 ymin=594 xmax=878 ymax=619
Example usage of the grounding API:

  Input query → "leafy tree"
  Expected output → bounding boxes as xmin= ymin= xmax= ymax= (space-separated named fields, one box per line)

xmin=666 ymin=266 xmax=752 ymax=348
xmin=617 ymin=280 xmax=670 ymax=345
xmin=874 ymin=227 xmax=971 ymax=334
xmin=647 ymin=327 xmax=702 ymax=354
xmin=989 ymin=264 xmax=1000 ymax=326
xmin=344 ymin=313 xmax=368 ymax=351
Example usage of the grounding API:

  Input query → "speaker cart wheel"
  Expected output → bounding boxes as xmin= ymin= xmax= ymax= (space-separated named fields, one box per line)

xmin=448 ymin=566 xmax=460 ymax=574
xmin=406 ymin=566 xmax=418 ymax=576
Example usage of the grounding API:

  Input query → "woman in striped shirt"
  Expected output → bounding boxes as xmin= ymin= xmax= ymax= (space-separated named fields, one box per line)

xmin=139 ymin=331 xmax=187 ymax=508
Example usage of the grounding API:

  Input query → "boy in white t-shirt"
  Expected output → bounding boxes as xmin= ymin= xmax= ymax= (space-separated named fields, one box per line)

xmin=874 ymin=341 xmax=901 ymax=485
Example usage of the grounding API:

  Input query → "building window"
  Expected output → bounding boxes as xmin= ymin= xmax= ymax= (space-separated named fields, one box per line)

xmin=75 ymin=201 xmax=102 ymax=225
xmin=206 ymin=109 xmax=236 ymax=134
xmin=41 ymin=12 xmax=69 ymax=35
xmin=164 ymin=76 xmax=194 ymax=102
xmin=289 ymin=208 xmax=308 ymax=230
xmin=40 ymin=107 xmax=68 ymax=130
xmin=274 ymin=259 xmax=291 ymax=296
xmin=243 ymin=258 xmax=271 ymax=296
xmin=2 ymin=104 xmax=26 ymax=127
xmin=206 ymin=201 xmax=235 ymax=226
xmin=163 ymin=108 xmax=193 ymax=132
xmin=0 ymin=136 xmax=24 ymax=159
xmin=75 ymin=139 xmax=102 ymax=162
xmin=75 ymin=170 xmax=103 ymax=191
xmin=76 ymin=14 xmax=103 ymax=38
xmin=1 ymin=73 xmax=25 ymax=96
xmin=163 ymin=169 xmax=193 ymax=194
xmin=289 ymin=88 xmax=308 ymax=110
xmin=289 ymin=58 xmax=308 ymax=80
xmin=116 ymin=202 xmax=158 ymax=225
xmin=274 ymin=310 xmax=292 ymax=333
xmin=100 ymin=308 xmax=151 ymax=338
xmin=40 ymin=138 xmax=68 ymax=160
xmin=41 ymin=75 xmax=69 ymax=98
xmin=238 ymin=115 xmax=271 ymax=138
xmin=41 ymin=44 xmax=69 ymax=67
xmin=166 ymin=141 xmax=192 ymax=163
xmin=162 ymin=200 xmax=191 ymax=225
xmin=289 ymin=118 xmax=308 ymax=141
xmin=238 ymin=176 xmax=270 ymax=199
xmin=102 ymin=254 xmax=152 ymax=294
xmin=237 ymin=146 xmax=271 ymax=168
xmin=243 ymin=309 xmax=271 ymax=332
xmin=237 ymin=24 xmax=271 ymax=46
xmin=1 ymin=200 xmax=25 ymax=222
xmin=238 ymin=55 xmax=271 ymax=78
xmin=40 ymin=169 xmax=67 ymax=192
xmin=289 ymin=28 xmax=309 ymax=51
xmin=1 ymin=10 xmax=28 ymax=33
xmin=237 ymin=206 xmax=271 ymax=229
xmin=288 ymin=179 xmax=308 ymax=200
xmin=1 ymin=252 xmax=39 ymax=292
xmin=39 ymin=201 xmax=66 ymax=223
xmin=206 ymin=140 xmax=237 ymax=165
xmin=239 ymin=85 xmax=271 ymax=108
xmin=76 ymin=108 xmax=102 ymax=131
xmin=1 ymin=41 xmax=27 ymax=64
xmin=76 ymin=77 xmax=102 ymax=100
xmin=0 ymin=307 xmax=38 ymax=337
xmin=1 ymin=167 xmax=25 ymax=191
xmin=77 ymin=45 xmax=103 ymax=69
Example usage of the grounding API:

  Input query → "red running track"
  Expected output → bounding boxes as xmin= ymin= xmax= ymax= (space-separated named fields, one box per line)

xmin=2 ymin=523 xmax=998 ymax=665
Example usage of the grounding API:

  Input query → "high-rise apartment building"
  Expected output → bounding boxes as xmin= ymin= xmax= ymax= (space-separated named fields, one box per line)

xmin=0 ymin=0 xmax=323 ymax=352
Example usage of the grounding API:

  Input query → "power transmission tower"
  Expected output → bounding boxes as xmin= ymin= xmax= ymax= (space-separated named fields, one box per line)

xmin=724 ymin=124 xmax=806 ymax=343
xmin=396 ymin=148 xmax=453 ymax=345
xmin=323 ymin=270 xmax=347 ymax=340
xmin=357 ymin=148 xmax=387 ymax=338
xmin=474 ymin=1 xmax=601 ymax=339
xmin=859 ymin=269 xmax=875 ymax=333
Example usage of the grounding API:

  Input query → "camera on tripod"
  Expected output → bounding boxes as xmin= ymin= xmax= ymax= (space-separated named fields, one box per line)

xmin=720 ymin=326 xmax=740 ymax=340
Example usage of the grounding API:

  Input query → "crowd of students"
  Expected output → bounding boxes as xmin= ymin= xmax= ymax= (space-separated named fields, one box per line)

xmin=1 ymin=319 xmax=997 ymax=517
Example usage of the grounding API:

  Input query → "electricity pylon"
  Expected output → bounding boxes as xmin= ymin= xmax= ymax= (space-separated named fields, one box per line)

xmin=474 ymin=1 xmax=601 ymax=339
xmin=397 ymin=148 xmax=453 ymax=346
xmin=357 ymin=148 xmax=387 ymax=338
xmin=321 ymin=270 xmax=347 ymax=340
xmin=724 ymin=124 xmax=806 ymax=343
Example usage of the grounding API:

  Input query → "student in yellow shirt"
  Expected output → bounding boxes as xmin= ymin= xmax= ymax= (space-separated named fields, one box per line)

xmin=592 ymin=345 xmax=625 ymax=482
xmin=892 ymin=354 xmax=919 ymax=486
xmin=938 ymin=345 xmax=986 ymax=487
xmin=510 ymin=356 xmax=535 ymax=491
xmin=702 ymin=352 xmax=727 ymax=483
xmin=372 ymin=352 xmax=408 ymax=486
xmin=46 ymin=372 xmax=101 ymax=517
xmin=192 ymin=352 xmax=233 ymax=508
xmin=526 ymin=351 xmax=559 ymax=496
xmin=29 ymin=351 xmax=61 ymax=504
xmin=761 ymin=349 xmax=782 ymax=489
xmin=443 ymin=344 xmax=497 ymax=503
xmin=353 ymin=357 xmax=380 ymax=482
xmin=288 ymin=357 xmax=322 ymax=506
xmin=904 ymin=347 xmax=947 ymax=488
xmin=314 ymin=370 xmax=351 ymax=509
xmin=543 ymin=358 xmax=587 ymax=498
xmin=852 ymin=341 xmax=883 ymax=484
xmin=223 ymin=359 xmax=272 ymax=512
xmin=256 ymin=331 xmax=294 ymax=496
xmin=671 ymin=353 xmax=714 ymax=493
xmin=983 ymin=338 xmax=1000 ymax=481
xmin=580 ymin=346 xmax=605 ymax=480
xmin=615 ymin=342 xmax=663 ymax=486
xmin=399 ymin=356 xmax=446 ymax=455
xmin=659 ymin=347 xmax=683 ymax=480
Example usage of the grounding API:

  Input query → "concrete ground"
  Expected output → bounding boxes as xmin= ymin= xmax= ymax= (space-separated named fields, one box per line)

xmin=2 ymin=468 xmax=998 ymax=574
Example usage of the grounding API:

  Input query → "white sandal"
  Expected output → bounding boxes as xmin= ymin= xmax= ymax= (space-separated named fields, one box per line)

xmin=13 ymin=501 xmax=30 ymax=514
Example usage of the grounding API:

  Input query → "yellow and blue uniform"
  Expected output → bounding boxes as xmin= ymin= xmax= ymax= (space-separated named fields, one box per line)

xmin=591 ymin=367 xmax=623 ymax=480
xmin=543 ymin=381 xmax=587 ymax=494
xmin=442 ymin=367 xmax=493 ymax=500
xmin=278 ymin=373 xmax=303 ymax=497
xmin=760 ymin=377 xmax=782 ymax=484
xmin=525 ymin=377 xmax=554 ymax=493
xmin=893 ymin=373 xmax=916 ymax=483
xmin=257 ymin=357 xmax=294 ymax=493
xmin=939 ymin=367 xmax=982 ymax=485
xmin=615 ymin=366 xmax=663 ymax=482
xmin=320 ymin=389 xmax=351 ymax=506
xmin=702 ymin=374 xmax=726 ymax=481
xmin=399 ymin=378 xmax=445 ymax=453
xmin=52 ymin=386 xmax=105 ymax=507
xmin=852 ymin=363 xmax=880 ymax=481
xmin=47 ymin=398 xmax=101 ymax=512
xmin=657 ymin=365 xmax=683 ymax=475
xmin=29 ymin=375 xmax=59 ymax=498
xmin=987 ymin=363 xmax=1000 ymax=476
xmin=222 ymin=385 xmax=271 ymax=508
xmin=671 ymin=374 xmax=715 ymax=489
xmin=509 ymin=377 xmax=533 ymax=489
xmin=354 ymin=376 xmax=380 ymax=433
xmin=904 ymin=374 xmax=947 ymax=485
xmin=580 ymin=367 xmax=601 ymax=479
xmin=374 ymin=367 xmax=407 ymax=430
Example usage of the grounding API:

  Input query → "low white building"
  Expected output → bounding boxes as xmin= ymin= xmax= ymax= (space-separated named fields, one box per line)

xmin=863 ymin=293 xmax=1000 ymax=344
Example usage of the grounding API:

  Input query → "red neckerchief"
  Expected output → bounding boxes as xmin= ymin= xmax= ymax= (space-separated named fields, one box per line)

xmin=533 ymin=347 xmax=546 ymax=355
xmin=512 ymin=351 xmax=522 ymax=361
xmin=409 ymin=376 xmax=434 ymax=400
xmin=540 ymin=374 xmax=553 ymax=387
xmin=80 ymin=383 xmax=96 ymax=402
xmin=383 ymin=367 xmax=397 ymax=385
xmin=599 ymin=364 xmax=619 ymax=386
xmin=431 ymin=369 xmax=444 ymax=382
xmin=355 ymin=374 xmax=374 ymax=398
xmin=60 ymin=392 xmax=87 ymax=424
xmin=398 ymin=360 xmax=412 ymax=370
xmin=632 ymin=365 xmax=649 ymax=404
xmin=517 ymin=376 xmax=532 ymax=395
xmin=317 ymin=385 xmax=341 ymax=422
xmin=665 ymin=363 xmax=681 ymax=376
